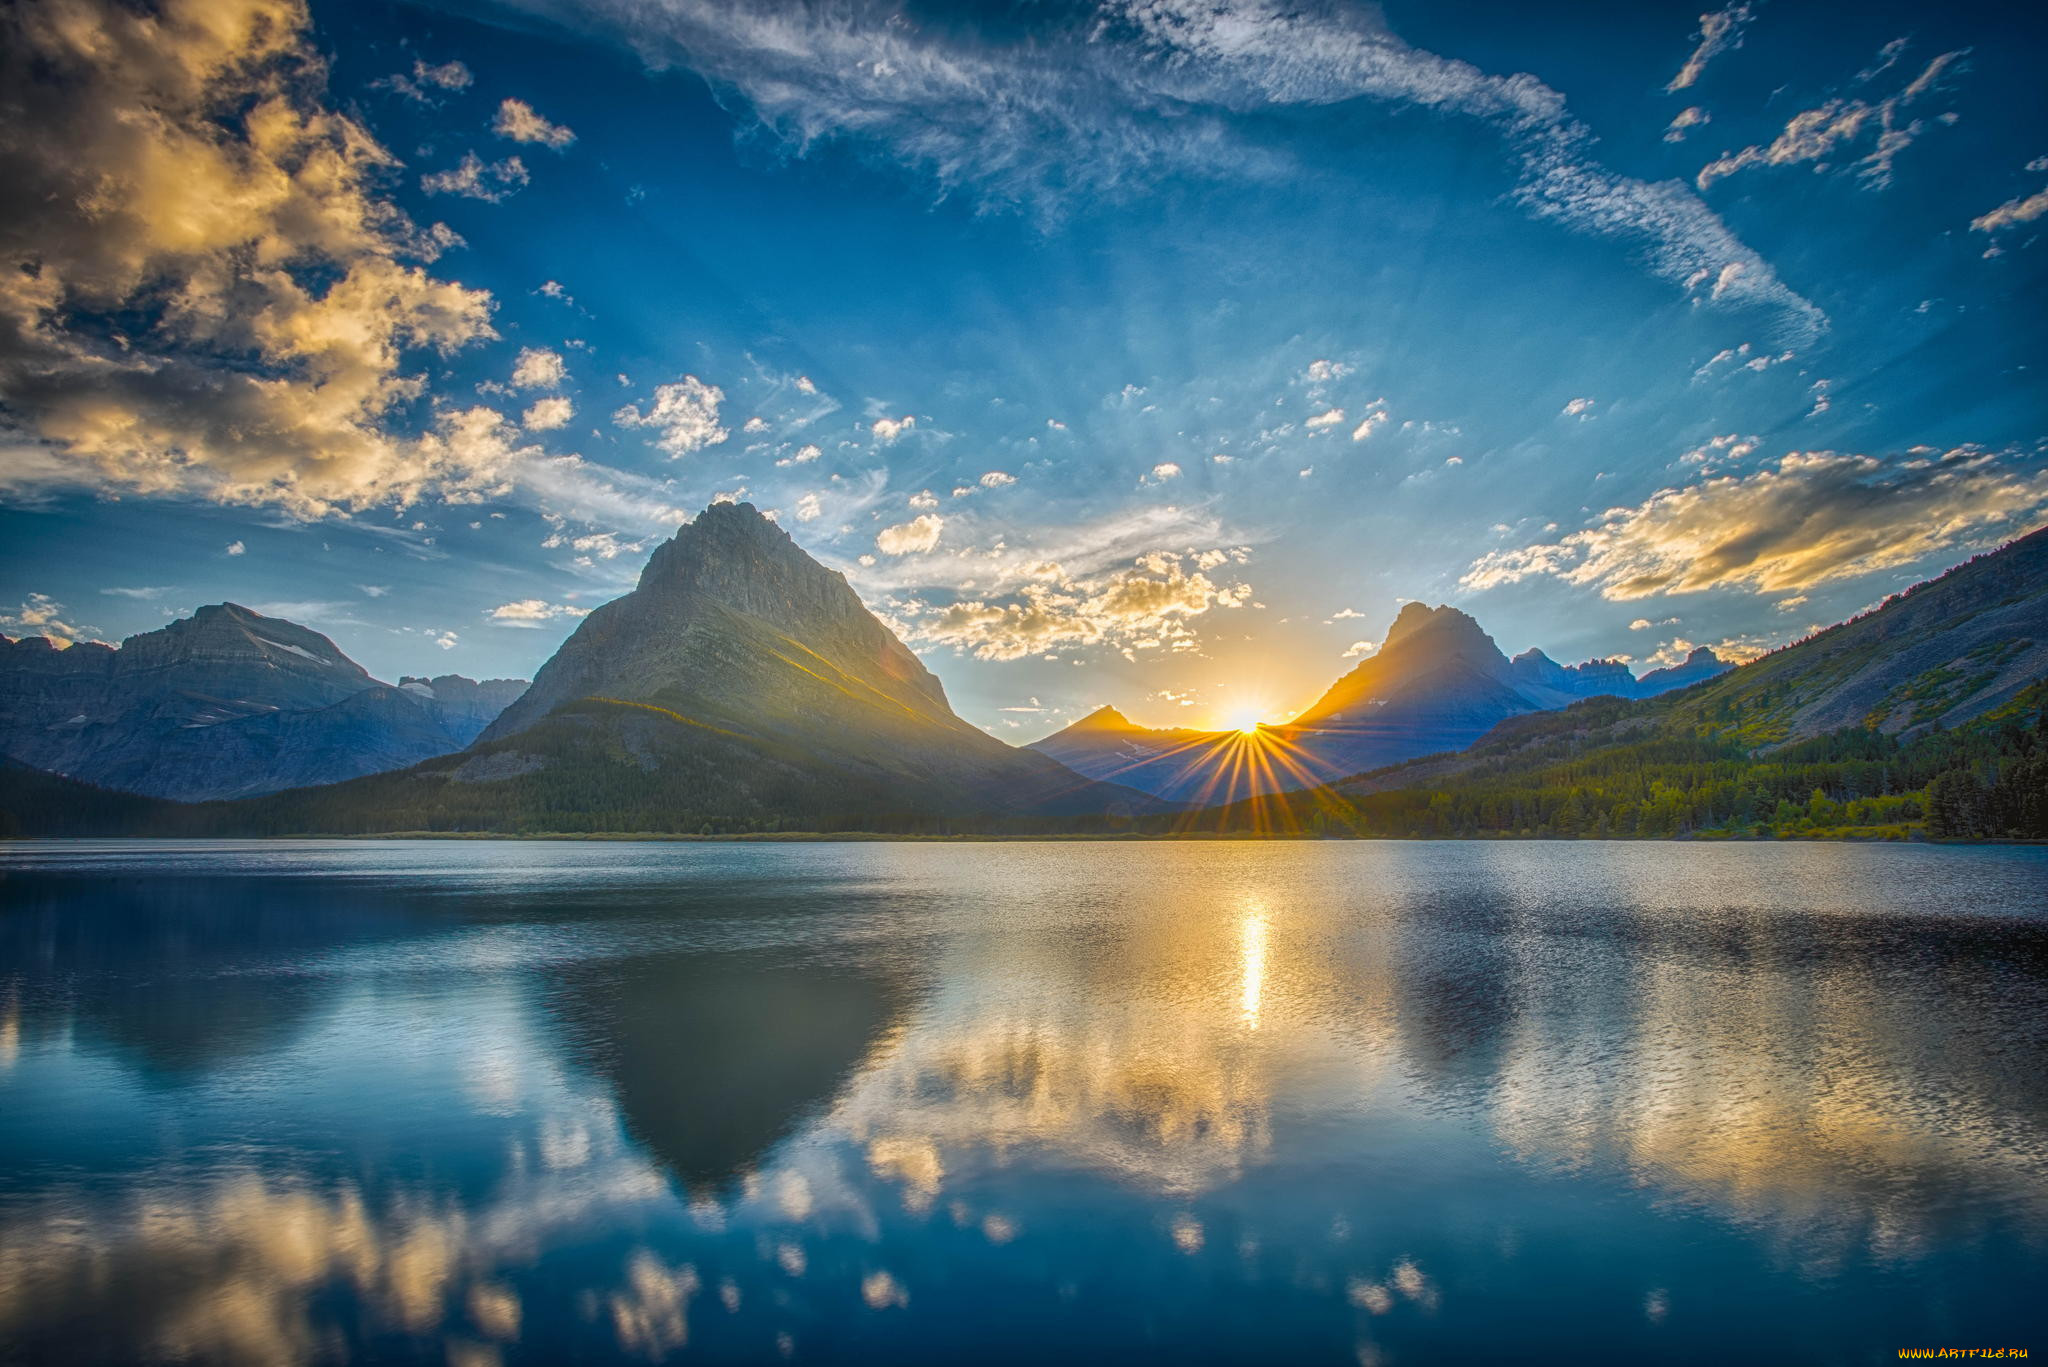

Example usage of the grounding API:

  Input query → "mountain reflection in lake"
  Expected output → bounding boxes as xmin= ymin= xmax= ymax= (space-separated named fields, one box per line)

xmin=1 ymin=840 xmax=2043 ymax=1364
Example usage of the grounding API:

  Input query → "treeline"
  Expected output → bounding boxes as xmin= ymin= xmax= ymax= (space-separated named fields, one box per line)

xmin=6 ymin=684 xmax=2043 ymax=843
xmin=1186 ymin=681 xmax=2048 ymax=841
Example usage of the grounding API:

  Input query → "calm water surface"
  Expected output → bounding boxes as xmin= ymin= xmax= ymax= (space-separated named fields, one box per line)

xmin=1 ymin=839 xmax=2044 ymax=1364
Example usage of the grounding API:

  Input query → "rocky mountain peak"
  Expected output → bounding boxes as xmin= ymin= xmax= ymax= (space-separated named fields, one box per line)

xmin=1071 ymin=704 xmax=1135 ymax=731
xmin=1376 ymin=602 xmax=1508 ymax=676
xmin=479 ymin=500 xmax=956 ymax=744
xmin=125 ymin=603 xmax=364 ymax=677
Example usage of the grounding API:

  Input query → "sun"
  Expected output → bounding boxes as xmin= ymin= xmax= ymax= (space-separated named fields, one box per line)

xmin=1225 ymin=706 xmax=1267 ymax=734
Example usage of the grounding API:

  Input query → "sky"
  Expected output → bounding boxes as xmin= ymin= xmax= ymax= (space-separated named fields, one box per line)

xmin=2 ymin=0 xmax=2045 ymax=738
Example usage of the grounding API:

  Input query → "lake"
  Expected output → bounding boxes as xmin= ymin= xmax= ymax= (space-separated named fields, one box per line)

xmin=0 ymin=839 xmax=2043 ymax=1364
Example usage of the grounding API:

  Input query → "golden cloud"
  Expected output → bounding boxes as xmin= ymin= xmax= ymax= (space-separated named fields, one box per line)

xmin=0 ymin=0 xmax=505 ymax=517
xmin=902 ymin=551 xmax=1249 ymax=661
xmin=1462 ymin=448 xmax=2048 ymax=600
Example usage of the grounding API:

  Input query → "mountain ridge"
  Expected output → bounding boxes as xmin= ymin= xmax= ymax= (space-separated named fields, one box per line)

xmin=0 ymin=604 xmax=527 ymax=800
xmin=1031 ymin=602 xmax=1731 ymax=799
xmin=102 ymin=502 xmax=1171 ymax=834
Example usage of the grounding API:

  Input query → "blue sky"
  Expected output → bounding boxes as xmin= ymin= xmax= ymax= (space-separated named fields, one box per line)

xmin=2 ymin=0 xmax=2044 ymax=736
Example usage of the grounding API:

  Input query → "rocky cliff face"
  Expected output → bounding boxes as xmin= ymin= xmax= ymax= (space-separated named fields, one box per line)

xmin=0 ymin=605 xmax=527 ymax=800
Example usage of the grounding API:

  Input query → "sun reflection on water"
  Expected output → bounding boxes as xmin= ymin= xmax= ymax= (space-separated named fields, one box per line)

xmin=1240 ymin=907 xmax=1269 ymax=1029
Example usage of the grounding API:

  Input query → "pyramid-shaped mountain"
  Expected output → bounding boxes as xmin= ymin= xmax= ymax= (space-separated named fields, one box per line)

xmin=225 ymin=503 xmax=1163 ymax=834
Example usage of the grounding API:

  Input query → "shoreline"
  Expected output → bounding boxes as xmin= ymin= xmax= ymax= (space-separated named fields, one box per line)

xmin=9 ymin=831 xmax=2042 ymax=845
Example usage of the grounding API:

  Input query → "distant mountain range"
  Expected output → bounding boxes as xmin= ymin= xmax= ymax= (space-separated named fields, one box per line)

xmin=2 ymin=509 xmax=2040 ymax=840
xmin=79 ymin=502 xmax=1164 ymax=835
xmin=1195 ymin=525 xmax=2048 ymax=840
xmin=0 ymin=604 xmax=525 ymax=800
xmin=1030 ymin=601 xmax=1729 ymax=800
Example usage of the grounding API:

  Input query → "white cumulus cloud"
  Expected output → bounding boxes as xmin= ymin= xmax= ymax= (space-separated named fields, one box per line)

xmin=522 ymin=396 xmax=574 ymax=431
xmin=614 ymin=376 xmax=728 ymax=457
xmin=876 ymin=513 xmax=944 ymax=555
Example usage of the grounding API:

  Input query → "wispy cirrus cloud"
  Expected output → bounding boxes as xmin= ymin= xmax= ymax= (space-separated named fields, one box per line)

xmin=1666 ymin=4 xmax=1754 ymax=93
xmin=1462 ymin=448 xmax=2048 ymax=600
xmin=1696 ymin=47 xmax=1968 ymax=192
xmin=514 ymin=0 xmax=1822 ymax=344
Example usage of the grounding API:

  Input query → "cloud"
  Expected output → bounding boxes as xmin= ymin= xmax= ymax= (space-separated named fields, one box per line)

xmin=225 ymin=541 xmax=247 ymax=556
xmin=876 ymin=513 xmax=944 ymax=555
xmin=979 ymin=470 xmax=1016 ymax=488
xmin=487 ymin=599 xmax=590 ymax=626
xmin=432 ymin=631 xmax=459 ymax=649
xmin=522 ymin=396 xmax=574 ymax=431
xmin=1462 ymin=448 xmax=2048 ymax=599
xmin=777 ymin=443 xmax=823 ymax=467
xmin=899 ymin=550 xmax=1250 ymax=661
xmin=526 ymin=0 xmax=1823 ymax=343
xmin=1561 ymin=397 xmax=1597 ymax=419
xmin=871 ymin=414 xmax=916 ymax=444
xmin=493 ymin=98 xmax=575 ymax=149
xmin=1666 ymin=4 xmax=1754 ymax=93
xmin=540 ymin=527 xmax=645 ymax=561
xmin=1341 ymin=639 xmax=1378 ymax=659
xmin=1971 ymin=184 xmax=2048 ymax=234
xmin=1664 ymin=106 xmax=1710 ymax=143
xmin=793 ymin=492 xmax=823 ymax=521
xmin=1351 ymin=410 xmax=1389 ymax=441
xmin=2 ymin=593 xmax=101 ymax=645
xmin=1306 ymin=359 xmax=1352 ymax=384
xmin=1692 ymin=343 xmax=1792 ymax=381
xmin=0 ymin=0 xmax=514 ymax=519
xmin=613 ymin=376 xmax=728 ymax=456
xmin=1696 ymin=49 xmax=1967 ymax=192
xmin=382 ymin=58 xmax=472 ymax=103
xmin=100 ymin=585 xmax=173 ymax=600
xmin=512 ymin=348 xmax=567 ymax=390
xmin=1148 ymin=462 xmax=1182 ymax=483
xmin=1305 ymin=407 xmax=1345 ymax=430
xmin=422 ymin=151 xmax=531 ymax=201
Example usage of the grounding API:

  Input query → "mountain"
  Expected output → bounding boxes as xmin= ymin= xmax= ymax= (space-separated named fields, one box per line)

xmin=1194 ymin=524 xmax=2048 ymax=839
xmin=1510 ymin=649 xmax=1635 ymax=698
xmin=397 ymin=675 xmax=530 ymax=742
xmin=0 ymin=605 xmax=526 ymax=801
xmin=1036 ymin=602 xmax=1728 ymax=800
xmin=147 ymin=502 xmax=1165 ymax=835
xmin=1633 ymin=646 xmax=1731 ymax=695
xmin=1024 ymin=705 xmax=1246 ymax=802
xmin=1032 ymin=603 xmax=1555 ymax=800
